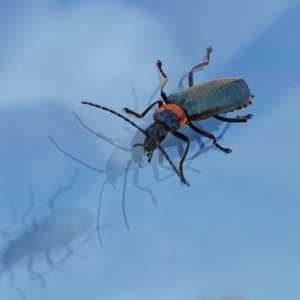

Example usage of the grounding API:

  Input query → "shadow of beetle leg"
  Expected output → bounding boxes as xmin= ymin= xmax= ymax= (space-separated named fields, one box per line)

xmin=184 ymin=166 xmax=201 ymax=175
xmin=178 ymin=70 xmax=187 ymax=90
xmin=154 ymin=164 xmax=176 ymax=181
xmin=121 ymin=159 xmax=132 ymax=231
xmin=43 ymin=241 xmax=90 ymax=277
xmin=153 ymin=153 xmax=174 ymax=177
xmin=185 ymin=139 xmax=218 ymax=160
xmin=54 ymin=245 xmax=73 ymax=265
xmin=9 ymin=271 xmax=26 ymax=300
xmin=124 ymin=84 xmax=160 ymax=135
xmin=185 ymin=146 xmax=204 ymax=162
xmin=96 ymin=181 xmax=107 ymax=250
xmin=45 ymin=251 xmax=67 ymax=274
xmin=80 ymin=223 xmax=109 ymax=247
xmin=145 ymin=81 xmax=161 ymax=106
xmin=217 ymin=122 xmax=231 ymax=141
xmin=64 ymin=244 xmax=87 ymax=260
xmin=151 ymin=153 xmax=176 ymax=182
xmin=31 ymin=169 xmax=81 ymax=224
xmin=79 ymin=228 xmax=97 ymax=247
xmin=133 ymin=166 xmax=158 ymax=206
xmin=0 ymin=204 xmax=21 ymax=244
xmin=27 ymin=255 xmax=46 ymax=289
xmin=130 ymin=86 xmax=140 ymax=111
xmin=22 ymin=187 xmax=35 ymax=228
xmin=0 ymin=204 xmax=19 ymax=242
xmin=186 ymin=122 xmax=231 ymax=161
xmin=195 ymin=135 xmax=206 ymax=154
xmin=48 ymin=170 xmax=79 ymax=212
xmin=0 ymin=226 xmax=14 ymax=242
xmin=152 ymin=162 xmax=174 ymax=182
xmin=122 ymin=158 xmax=158 ymax=230
xmin=158 ymin=155 xmax=201 ymax=177
xmin=55 ymin=244 xmax=87 ymax=266
xmin=189 ymin=123 xmax=232 ymax=154
xmin=6 ymin=204 xmax=17 ymax=233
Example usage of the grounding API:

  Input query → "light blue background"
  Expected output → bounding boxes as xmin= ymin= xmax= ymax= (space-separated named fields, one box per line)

xmin=0 ymin=1 xmax=300 ymax=299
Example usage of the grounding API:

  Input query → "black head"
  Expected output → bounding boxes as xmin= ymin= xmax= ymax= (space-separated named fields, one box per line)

xmin=134 ymin=123 xmax=167 ymax=162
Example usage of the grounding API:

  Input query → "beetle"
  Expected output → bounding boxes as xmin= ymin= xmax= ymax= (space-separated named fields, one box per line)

xmin=82 ymin=46 xmax=254 ymax=185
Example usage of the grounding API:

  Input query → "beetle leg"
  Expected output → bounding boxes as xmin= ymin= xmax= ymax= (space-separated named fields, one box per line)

xmin=124 ymin=100 xmax=164 ymax=118
xmin=214 ymin=114 xmax=252 ymax=123
xmin=28 ymin=255 xmax=46 ymax=288
xmin=236 ymin=114 xmax=253 ymax=119
xmin=188 ymin=46 xmax=213 ymax=87
xmin=171 ymin=131 xmax=190 ymax=183
xmin=157 ymin=145 xmax=189 ymax=186
xmin=157 ymin=60 xmax=169 ymax=103
xmin=45 ymin=250 xmax=67 ymax=273
xmin=9 ymin=272 xmax=26 ymax=300
xmin=189 ymin=123 xmax=232 ymax=153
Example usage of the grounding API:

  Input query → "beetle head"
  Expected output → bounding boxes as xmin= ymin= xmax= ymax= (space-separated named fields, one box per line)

xmin=134 ymin=123 xmax=167 ymax=162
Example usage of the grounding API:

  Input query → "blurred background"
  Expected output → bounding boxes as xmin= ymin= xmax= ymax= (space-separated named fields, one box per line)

xmin=0 ymin=0 xmax=300 ymax=299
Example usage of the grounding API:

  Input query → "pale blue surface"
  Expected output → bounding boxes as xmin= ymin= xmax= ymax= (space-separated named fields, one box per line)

xmin=1 ymin=1 xmax=300 ymax=300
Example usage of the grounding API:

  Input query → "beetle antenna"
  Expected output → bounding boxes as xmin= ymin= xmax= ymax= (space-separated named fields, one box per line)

xmin=81 ymin=101 xmax=189 ymax=186
xmin=133 ymin=143 xmax=143 ymax=147
xmin=82 ymin=102 xmax=148 ymax=136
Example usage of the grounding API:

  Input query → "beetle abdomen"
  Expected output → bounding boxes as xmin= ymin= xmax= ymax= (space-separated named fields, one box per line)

xmin=168 ymin=78 xmax=251 ymax=121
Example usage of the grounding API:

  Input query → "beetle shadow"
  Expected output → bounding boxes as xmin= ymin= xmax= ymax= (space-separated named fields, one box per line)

xmin=49 ymin=61 xmax=236 ymax=247
xmin=0 ymin=171 xmax=106 ymax=300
